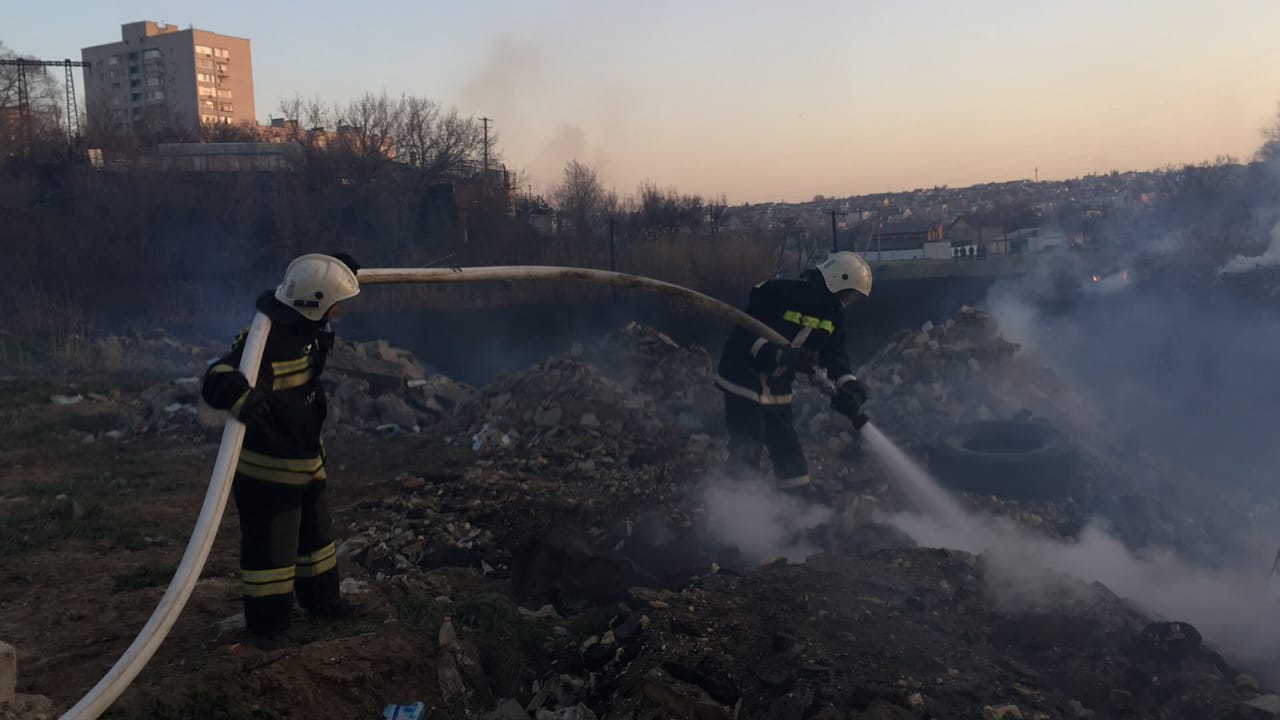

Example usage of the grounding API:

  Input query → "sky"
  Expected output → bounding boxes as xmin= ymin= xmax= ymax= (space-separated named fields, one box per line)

xmin=5 ymin=0 xmax=1280 ymax=203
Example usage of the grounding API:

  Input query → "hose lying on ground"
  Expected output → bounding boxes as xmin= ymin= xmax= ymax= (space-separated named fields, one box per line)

xmin=59 ymin=265 xmax=818 ymax=719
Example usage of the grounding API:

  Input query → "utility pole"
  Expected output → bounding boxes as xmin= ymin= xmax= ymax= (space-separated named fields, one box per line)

xmin=481 ymin=117 xmax=492 ymax=172
xmin=1035 ymin=166 xmax=1039 ymax=183
xmin=822 ymin=209 xmax=846 ymax=253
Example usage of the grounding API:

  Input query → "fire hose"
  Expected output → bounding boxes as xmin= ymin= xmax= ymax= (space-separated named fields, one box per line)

xmin=59 ymin=265 xmax=860 ymax=719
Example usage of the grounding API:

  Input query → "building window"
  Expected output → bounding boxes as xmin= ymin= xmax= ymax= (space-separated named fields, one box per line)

xmin=219 ymin=103 xmax=234 ymax=112
xmin=216 ymin=63 xmax=229 ymax=74
xmin=107 ymin=55 xmax=119 ymax=66
xmin=146 ymin=77 xmax=161 ymax=87
xmin=131 ymin=93 xmax=141 ymax=102
xmin=197 ymin=72 xmax=216 ymax=83
xmin=110 ymin=97 xmax=122 ymax=107
xmin=142 ymin=49 xmax=162 ymax=60
xmin=130 ymin=80 xmax=140 ymax=88
xmin=214 ymin=48 xmax=230 ymax=58
xmin=195 ymin=44 xmax=213 ymax=56
xmin=198 ymin=86 xmax=216 ymax=97
xmin=109 ymin=69 xmax=119 ymax=79
xmin=217 ymin=88 xmax=233 ymax=98
xmin=149 ymin=90 xmax=166 ymax=101
xmin=128 ymin=52 xmax=138 ymax=61
xmin=198 ymin=59 xmax=214 ymax=69
xmin=129 ymin=66 xmax=138 ymax=76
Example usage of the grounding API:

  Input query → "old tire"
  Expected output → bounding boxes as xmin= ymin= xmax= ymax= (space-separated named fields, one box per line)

xmin=928 ymin=420 xmax=1074 ymax=500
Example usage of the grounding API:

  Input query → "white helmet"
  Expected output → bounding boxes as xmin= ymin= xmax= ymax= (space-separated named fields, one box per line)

xmin=274 ymin=253 xmax=360 ymax=321
xmin=815 ymin=251 xmax=873 ymax=297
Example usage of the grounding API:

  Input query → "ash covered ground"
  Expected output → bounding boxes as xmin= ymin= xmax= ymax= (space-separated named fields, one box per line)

xmin=4 ymin=301 xmax=1280 ymax=720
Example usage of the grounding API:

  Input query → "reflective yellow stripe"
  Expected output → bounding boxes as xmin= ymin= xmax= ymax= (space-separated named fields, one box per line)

xmin=237 ymin=464 xmax=327 ymax=485
xmin=210 ymin=363 xmax=237 ymax=374
xmin=243 ymin=579 xmax=295 ymax=597
xmin=782 ymin=311 xmax=835 ymax=334
xmin=272 ymin=369 xmax=313 ymax=390
xmin=272 ymin=356 xmax=311 ymax=375
xmin=755 ymin=280 xmax=768 ymax=288
xmin=296 ymin=543 xmax=337 ymax=578
xmin=237 ymin=448 xmax=326 ymax=485
xmin=296 ymin=542 xmax=336 ymax=565
xmin=296 ymin=550 xmax=337 ymax=578
xmin=240 ymin=450 xmax=324 ymax=472
xmin=229 ymin=389 xmax=251 ymax=417
xmin=295 ymin=554 xmax=336 ymax=577
xmin=243 ymin=566 xmax=296 ymax=584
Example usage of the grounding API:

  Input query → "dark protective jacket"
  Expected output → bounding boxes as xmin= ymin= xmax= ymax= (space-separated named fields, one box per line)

xmin=202 ymin=291 xmax=335 ymax=484
xmin=715 ymin=278 xmax=858 ymax=405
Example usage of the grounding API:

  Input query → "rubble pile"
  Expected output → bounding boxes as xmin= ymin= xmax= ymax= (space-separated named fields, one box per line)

xmin=450 ymin=356 xmax=670 ymax=455
xmin=77 ymin=337 xmax=478 ymax=441
xmin=578 ymin=322 xmax=724 ymax=435
xmin=324 ymin=338 xmax=478 ymax=433
xmin=793 ymin=306 xmax=1038 ymax=444
xmin=89 ymin=330 xmax=222 ymax=373
xmin=856 ymin=306 xmax=1022 ymax=433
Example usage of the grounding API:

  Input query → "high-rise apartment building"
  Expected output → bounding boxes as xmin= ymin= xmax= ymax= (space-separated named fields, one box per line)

xmin=81 ymin=21 xmax=255 ymax=133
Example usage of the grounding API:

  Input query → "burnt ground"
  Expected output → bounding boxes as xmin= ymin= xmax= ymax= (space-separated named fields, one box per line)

xmin=1 ymin=320 xmax=1278 ymax=720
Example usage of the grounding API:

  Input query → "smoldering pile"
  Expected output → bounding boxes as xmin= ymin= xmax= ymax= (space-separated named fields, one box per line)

xmin=793 ymin=306 xmax=1082 ymax=446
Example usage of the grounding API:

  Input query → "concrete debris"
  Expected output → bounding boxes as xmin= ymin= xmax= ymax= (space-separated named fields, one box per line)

xmin=795 ymin=306 xmax=1028 ymax=440
xmin=213 ymin=613 xmax=246 ymax=637
xmin=0 ymin=694 xmax=55 ymax=720
xmin=983 ymin=705 xmax=1023 ymax=720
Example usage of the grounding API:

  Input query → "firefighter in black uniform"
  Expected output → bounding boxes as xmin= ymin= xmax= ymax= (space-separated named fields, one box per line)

xmin=715 ymin=251 xmax=874 ymax=493
xmin=202 ymin=252 xmax=362 ymax=649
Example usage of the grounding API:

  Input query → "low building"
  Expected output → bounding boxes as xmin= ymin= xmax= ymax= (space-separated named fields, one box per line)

xmin=143 ymin=141 xmax=302 ymax=172
xmin=862 ymin=220 xmax=944 ymax=261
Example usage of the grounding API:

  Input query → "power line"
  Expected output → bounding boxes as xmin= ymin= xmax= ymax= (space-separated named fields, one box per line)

xmin=0 ymin=57 xmax=90 ymax=150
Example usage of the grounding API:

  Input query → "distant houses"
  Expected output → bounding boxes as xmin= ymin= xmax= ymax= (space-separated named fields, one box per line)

xmin=860 ymin=220 xmax=946 ymax=261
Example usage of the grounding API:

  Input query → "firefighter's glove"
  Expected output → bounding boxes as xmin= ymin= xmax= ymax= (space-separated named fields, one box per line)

xmin=776 ymin=347 xmax=819 ymax=373
xmin=837 ymin=378 xmax=869 ymax=407
xmin=831 ymin=380 xmax=869 ymax=425
xmin=235 ymin=387 xmax=274 ymax=428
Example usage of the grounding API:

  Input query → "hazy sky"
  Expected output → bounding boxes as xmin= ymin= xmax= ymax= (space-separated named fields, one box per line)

xmin=7 ymin=1 xmax=1280 ymax=202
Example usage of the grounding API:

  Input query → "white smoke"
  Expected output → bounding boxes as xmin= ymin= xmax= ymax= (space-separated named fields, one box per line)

xmin=862 ymin=425 xmax=1280 ymax=681
xmin=700 ymin=475 xmax=833 ymax=564
xmin=1219 ymin=221 xmax=1280 ymax=274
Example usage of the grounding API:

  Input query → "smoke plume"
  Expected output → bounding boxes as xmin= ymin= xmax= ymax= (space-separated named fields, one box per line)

xmin=699 ymin=474 xmax=834 ymax=564
xmin=1220 ymin=220 xmax=1280 ymax=274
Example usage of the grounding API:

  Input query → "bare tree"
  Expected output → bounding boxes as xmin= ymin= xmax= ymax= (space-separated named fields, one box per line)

xmin=332 ymin=92 xmax=402 ymax=184
xmin=397 ymin=96 xmax=485 ymax=184
xmin=554 ymin=159 xmax=607 ymax=242
xmin=709 ymin=193 xmax=729 ymax=234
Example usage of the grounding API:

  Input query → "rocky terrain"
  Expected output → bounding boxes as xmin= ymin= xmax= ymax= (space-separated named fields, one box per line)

xmin=2 ymin=312 xmax=1279 ymax=719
